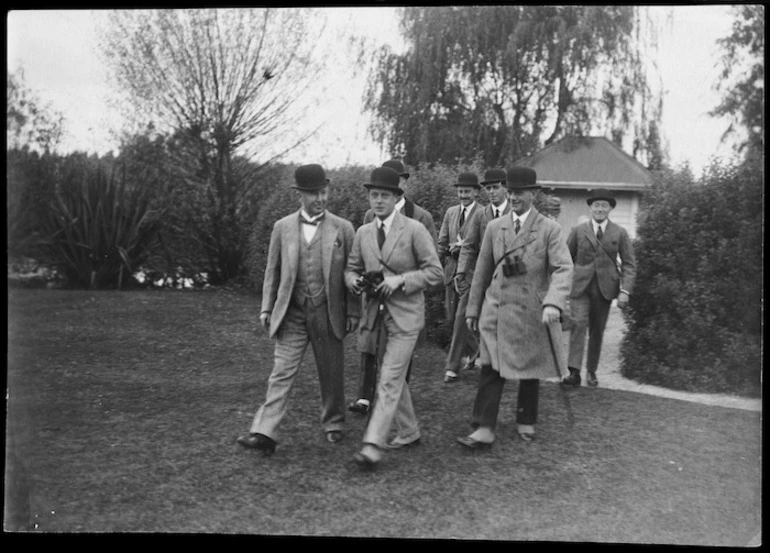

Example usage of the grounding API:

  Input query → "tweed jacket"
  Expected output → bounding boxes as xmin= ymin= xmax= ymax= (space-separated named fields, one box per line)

xmin=363 ymin=197 xmax=437 ymax=245
xmin=566 ymin=219 xmax=637 ymax=301
xmin=261 ymin=210 xmax=359 ymax=341
xmin=456 ymin=201 xmax=513 ymax=285
xmin=437 ymin=202 xmax=480 ymax=285
xmin=466 ymin=208 xmax=573 ymax=380
xmin=345 ymin=210 xmax=442 ymax=335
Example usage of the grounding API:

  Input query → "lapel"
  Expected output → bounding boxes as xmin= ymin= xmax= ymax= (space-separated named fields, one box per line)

xmin=583 ymin=220 xmax=600 ymax=249
xmin=319 ymin=211 xmax=337 ymax=284
xmin=460 ymin=203 xmax=478 ymax=233
xmin=380 ymin=210 xmax=406 ymax=266
xmin=286 ymin=211 xmax=302 ymax=280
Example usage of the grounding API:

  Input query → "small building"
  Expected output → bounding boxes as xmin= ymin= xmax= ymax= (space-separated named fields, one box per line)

xmin=516 ymin=136 xmax=653 ymax=238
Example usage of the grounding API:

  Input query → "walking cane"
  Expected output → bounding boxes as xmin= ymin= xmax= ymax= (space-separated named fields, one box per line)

xmin=545 ymin=322 xmax=575 ymax=427
xmin=366 ymin=297 xmax=386 ymax=421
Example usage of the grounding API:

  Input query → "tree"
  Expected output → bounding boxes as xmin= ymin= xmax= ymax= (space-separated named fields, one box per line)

xmin=7 ymin=69 xmax=64 ymax=153
xmin=99 ymin=8 xmax=329 ymax=283
xmin=363 ymin=6 xmax=662 ymax=168
xmin=710 ymin=4 xmax=764 ymax=158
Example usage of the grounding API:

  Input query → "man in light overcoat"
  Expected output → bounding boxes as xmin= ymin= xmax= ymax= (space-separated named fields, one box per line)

xmin=438 ymin=171 xmax=481 ymax=384
xmin=562 ymin=188 xmax=636 ymax=387
xmin=345 ymin=166 xmax=442 ymax=469
xmin=236 ymin=164 xmax=359 ymax=456
xmin=458 ymin=166 xmax=573 ymax=448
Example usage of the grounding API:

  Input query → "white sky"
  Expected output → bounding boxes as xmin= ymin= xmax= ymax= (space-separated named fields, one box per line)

xmin=7 ymin=6 xmax=742 ymax=173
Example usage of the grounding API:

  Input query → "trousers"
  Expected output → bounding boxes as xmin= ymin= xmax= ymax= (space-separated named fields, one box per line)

xmin=250 ymin=300 xmax=345 ymax=441
xmin=568 ymin=276 xmax=612 ymax=373
xmin=444 ymin=284 xmax=478 ymax=372
xmin=471 ymin=364 xmax=540 ymax=428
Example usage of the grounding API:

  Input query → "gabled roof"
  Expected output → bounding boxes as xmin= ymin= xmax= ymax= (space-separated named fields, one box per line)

xmin=515 ymin=136 xmax=653 ymax=191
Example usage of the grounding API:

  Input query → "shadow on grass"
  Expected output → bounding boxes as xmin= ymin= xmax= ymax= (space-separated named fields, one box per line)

xmin=6 ymin=288 xmax=762 ymax=544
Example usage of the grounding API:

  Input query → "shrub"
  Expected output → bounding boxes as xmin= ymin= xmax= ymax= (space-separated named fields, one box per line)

xmin=39 ymin=161 xmax=166 ymax=289
xmin=620 ymin=158 xmax=762 ymax=397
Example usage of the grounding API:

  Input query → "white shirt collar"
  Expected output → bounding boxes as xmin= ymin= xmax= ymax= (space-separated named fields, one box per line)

xmin=395 ymin=197 xmax=406 ymax=212
xmin=492 ymin=199 xmax=508 ymax=216
xmin=461 ymin=201 xmax=476 ymax=215
xmin=593 ymin=219 xmax=607 ymax=232
xmin=377 ymin=209 xmax=397 ymax=232
xmin=512 ymin=207 xmax=531 ymax=225
xmin=300 ymin=209 xmax=324 ymax=222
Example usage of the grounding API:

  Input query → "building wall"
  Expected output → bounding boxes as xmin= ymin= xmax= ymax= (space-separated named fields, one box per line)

xmin=546 ymin=188 xmax=640 ymax=239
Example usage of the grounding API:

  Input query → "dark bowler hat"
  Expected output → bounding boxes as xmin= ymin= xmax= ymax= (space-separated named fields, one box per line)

xmin=481 ymin=168 xmax=507 ymax=185
xmin=364 ymin=166 xmax=403 ymax=194
xmin=505 ymin=166 xmax=539 ymax=190
xmin=587 ymin=188 xmax=616 ymax=208
xmin=382 ymin=159 xmax=410 ymax=179
xmin=292 ymin=164 xmax=330 ymax=191
xmin=453 ymin=172 xmax=480 ymax=188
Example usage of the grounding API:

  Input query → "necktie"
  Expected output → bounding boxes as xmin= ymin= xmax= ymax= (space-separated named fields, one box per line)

xmin=301 ymin=214 xmax=324 ymax=226
xmin=494 ymin=209 xmax=499 ymax=219
xmin=459 ymin=208 xmax=466 ymax=228
xmin=596 ymin=225 xmax=603 ymax=241
xmin=514 ymin=218 xmax=521 ymax=234
xmin=377 ymin=222 xmax=386 ymax=249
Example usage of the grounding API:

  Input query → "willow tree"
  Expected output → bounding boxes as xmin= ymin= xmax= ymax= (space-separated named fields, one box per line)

xmin=364 ymin=6 xmax=663 ymax=167
xmin=99 ymin=8 xmax=328 ymax=283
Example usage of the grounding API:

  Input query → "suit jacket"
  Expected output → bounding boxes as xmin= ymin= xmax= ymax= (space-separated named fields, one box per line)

xmin=456 ymin=202 xmax=513 ymax=285
xmin=364 ymin=197 xmax=437 ymax=245
xmin=566 ymin=219 xmax=637 ymax=301
xmin=345 ymin=210 xmax=442 ymax=334
xmin=437 ymin=202 xmax=480 ymax=285
xmin=466 ymin=208 xmax=573 ymax=380
xmin=261 ymin=210 xmax=359 ymax=341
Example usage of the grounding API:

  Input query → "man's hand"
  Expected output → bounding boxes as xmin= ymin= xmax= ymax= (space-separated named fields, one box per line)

xmin=346 ymin=316 xmax=360 ymax=334
xmin=617 ymin=291 xmax=629 ymax=309
xmin=466 ymin=317 xmax=478 ymax=333
xmin=541 ymin=305 xmax=560 ymax=325
xmin=376 ymin=275 xmax=405 ymax=298
xmin=453 ymin=273 xmax=469 ymax=295
xmin=259 ymin=312 xmax=271 ymax=331
xmin=347 ymin=277 xmax=364 ymax=296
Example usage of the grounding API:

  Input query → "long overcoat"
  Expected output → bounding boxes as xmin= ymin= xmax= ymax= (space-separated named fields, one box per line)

xmin=466 ymin=208 xmax=573 ymax=380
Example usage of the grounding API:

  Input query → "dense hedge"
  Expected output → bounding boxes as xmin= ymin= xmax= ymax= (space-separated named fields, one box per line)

xmin=620 ymin=159 xmax=762 ymax=397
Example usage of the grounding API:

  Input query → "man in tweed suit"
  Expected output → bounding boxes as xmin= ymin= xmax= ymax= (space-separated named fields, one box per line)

xmin=438 ymin=171 xmax=481 ymax=384
xmin=561 ymin=188 xmax=637 ymax=388
xmin=345 ymin=166 xmax=442 ymax=469
xmin=236 ymin=164 xmax=359 ymax=456
xmin=458 ymin=167 xmax=573 ymax=448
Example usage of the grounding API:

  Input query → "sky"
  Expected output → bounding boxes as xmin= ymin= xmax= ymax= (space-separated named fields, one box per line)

xmin=6 ymin=6 xmax=744 ymax=173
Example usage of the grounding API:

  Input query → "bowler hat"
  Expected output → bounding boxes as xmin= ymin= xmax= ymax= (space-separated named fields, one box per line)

xmin=453 ymin=172 xmax=480 ymax=188
xmin=586 ymin=188 xmax=616 ymax=208
xmin=364 ymin=166 xmax=403 ymax=194
xmin=481 ymin=168 xmax=507 ymax=185
xmin=382 ymin=159 xmax=410 ymax=179
xmin=292 ymin=164 xmax=330 ymax=191
xmin=505 ymin=166 xmax=539 ymax=190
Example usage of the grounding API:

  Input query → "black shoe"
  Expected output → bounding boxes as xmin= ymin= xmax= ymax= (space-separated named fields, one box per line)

xmin=348 ymin=400 xmax=370 ymax=415
xmin=236 ymin=433 xmax=277 ymax=456
xmin=586 ymin=372 xmax=598 ymax=387
xmin=326 ymin=430 xmax=343 ymax=443
xmin=561 ymin=367 xmax=581 ymax=387
xmin=353 ymin=451 xmax=379 ymax=471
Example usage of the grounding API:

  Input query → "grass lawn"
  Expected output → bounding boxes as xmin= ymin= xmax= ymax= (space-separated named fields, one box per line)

xmin=6 ymin=287 xmax=762 ymax=543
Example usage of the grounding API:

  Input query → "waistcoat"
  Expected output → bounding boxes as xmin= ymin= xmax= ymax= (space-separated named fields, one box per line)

xmin=292 ymin=224 xmax=326 ymax=307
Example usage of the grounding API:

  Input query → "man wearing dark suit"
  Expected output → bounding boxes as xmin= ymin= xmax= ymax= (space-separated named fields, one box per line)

xmin=438 ymin=172 xmax=481 ymax=384
xmin=457 ymin=167 xmax=572 ymax=448
xmin=562 ymin=189 xmax=637 ymax=387
xmin=348 ymin=158 xmax=438 ymax=415
xmin=345 ymin=166 xmax=442 ymax=469
xmin=236 ymin=164 xmax=359 ymax=456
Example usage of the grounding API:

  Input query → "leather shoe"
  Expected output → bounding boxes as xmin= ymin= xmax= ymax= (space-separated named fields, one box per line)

xmin=236 ymin=433 xmax=276 ymax=456
xmin=326 ymin=430 xmax=343 ymax=443
xmin=353 ymin=451 xmax=379 ymax=471
xmin=517 ymin=432 xmax=536 ymax=443
xmin=443 ymin=371 xmax=458 ymax=384
xmin=384 ymin=437 xmax=421 ymax=450
xmin=456 ymin=436 xmax=493 ymax=450
xmin=561 ymin=368 xmax=581 ymax=387
xmin=348 ymin=400 xmax=370 ymax=415
xmin=586 ymin=372 xmax=598 ymax=387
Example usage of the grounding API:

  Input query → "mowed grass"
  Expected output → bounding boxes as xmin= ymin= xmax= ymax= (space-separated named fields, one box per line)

xmin=6 ymin=288 xmax=761 ymax=543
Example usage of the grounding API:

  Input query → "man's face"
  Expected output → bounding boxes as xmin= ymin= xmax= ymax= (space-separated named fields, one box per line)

xmin=507 ymin=188 xmax=535 ymax=216
xmin=296 ymin=187 xmax=328 ymax=217
xmin=369 ymin=188 xmax=398 ymax=219
xmin=456 ymin=186 xmax=478 ymax=207
xmin=483 ymin=182 xmax=507 ymax=206
xmin=589 ymin=200 xmax=613 ymax=223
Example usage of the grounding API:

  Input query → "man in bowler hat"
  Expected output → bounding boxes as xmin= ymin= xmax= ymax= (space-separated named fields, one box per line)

xmin=345 ymin=166 xmax=442 ymax=469
xmin=458 ymin=166 xmax=572 ymax=448
xmin=561 ymin=189 xmax=636 ymax=387
xmin=236 ymin=164 xmax=359 ymax=456
xmin=438 ymin=171 xmax=482 ymax=384
xmin=348 ymin=158 xmax=438 ymax=415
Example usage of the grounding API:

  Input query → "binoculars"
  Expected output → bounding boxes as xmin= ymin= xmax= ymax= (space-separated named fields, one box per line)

xmin=358 ymin=270 xmax=385 ymax=297
xmin=502 ymin=256 xmax=527 ymax=277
